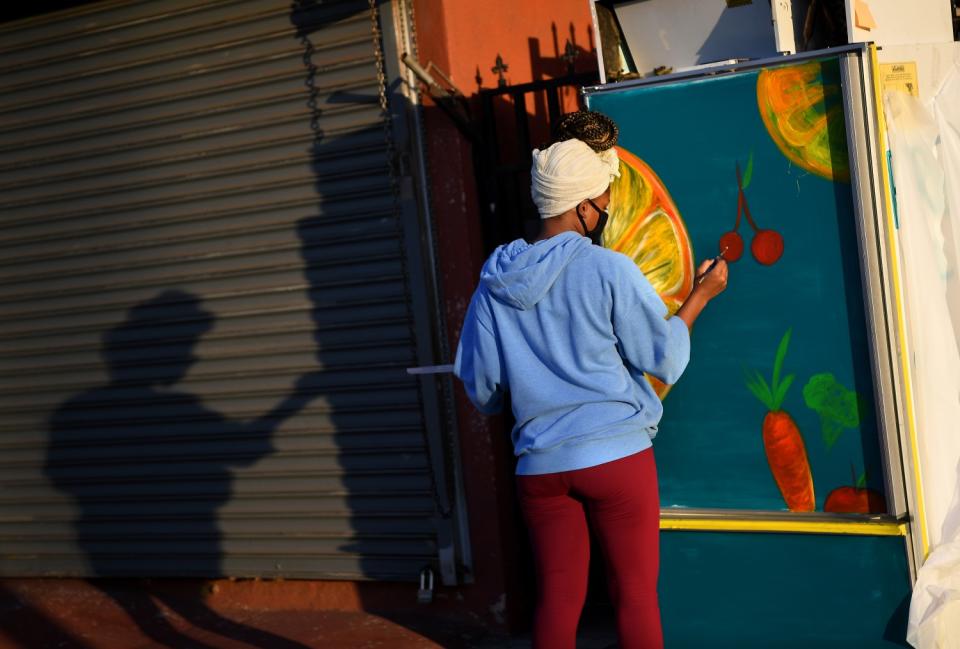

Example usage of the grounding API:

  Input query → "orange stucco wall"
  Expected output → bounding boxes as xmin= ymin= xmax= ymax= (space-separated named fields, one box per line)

xmin=418 ymin=0 xmax=597 ymax=90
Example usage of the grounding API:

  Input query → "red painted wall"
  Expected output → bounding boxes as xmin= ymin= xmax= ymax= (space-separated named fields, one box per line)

xmin=410 ymin=0 xmax=598 ymax=631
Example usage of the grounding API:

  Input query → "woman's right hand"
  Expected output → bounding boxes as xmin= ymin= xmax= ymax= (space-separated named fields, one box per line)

xmin=694 ymin=257 xmax=729 ymax=300
xmin=676 ymin=257 xmax=729 ymax=331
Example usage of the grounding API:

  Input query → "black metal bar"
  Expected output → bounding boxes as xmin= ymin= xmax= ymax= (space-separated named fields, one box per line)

xmin=512 ymin=91 xmax=531 ymax=163
xmin=546 ymin=86 xmax=561 ymax=134
xmin=479 ymin=71 xmax=597 ymax=98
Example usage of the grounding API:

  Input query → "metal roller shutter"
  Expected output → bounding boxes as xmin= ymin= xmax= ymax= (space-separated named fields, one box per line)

xmin=0 ymin=0 xmax=464 ymax=584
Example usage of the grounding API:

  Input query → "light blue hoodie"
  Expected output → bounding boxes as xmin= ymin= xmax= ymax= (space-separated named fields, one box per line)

xmin=454 ymin=231 xmax=691 ymax=475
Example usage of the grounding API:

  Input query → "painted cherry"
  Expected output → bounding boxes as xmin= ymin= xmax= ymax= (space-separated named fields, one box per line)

xmin=719 ymin=162 xmax=787 ymax=267
xmin=751 ymin=229 xmax=784 ymax=266
xmin=735 ymin=162 xmax=785 ymax=266
xmin=719 ymin=187 xmax=746 ymax=262
xmin=720 ymin=231 xmax=744 ymax=261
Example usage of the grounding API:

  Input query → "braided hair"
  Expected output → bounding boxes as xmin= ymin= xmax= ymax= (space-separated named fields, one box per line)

xmin=552 ymin=110 xmax=619 ymax=152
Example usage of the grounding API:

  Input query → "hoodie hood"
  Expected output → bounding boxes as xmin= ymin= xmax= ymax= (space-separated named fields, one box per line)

xmin=480 ymin=232 xmax=591 ymax=310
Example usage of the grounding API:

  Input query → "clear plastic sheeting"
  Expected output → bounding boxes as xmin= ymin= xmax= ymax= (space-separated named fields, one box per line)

xmin=884 ymin=62 xmax=960 ymax=649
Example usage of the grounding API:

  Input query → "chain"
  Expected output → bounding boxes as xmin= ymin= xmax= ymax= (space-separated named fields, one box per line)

xmin=292 ymin=0 xmax=320 ymax=137
xmin=368 ymin=0 xmax=389 ymax=112
xmin=368 ymin=0 xmax=401 ymax=188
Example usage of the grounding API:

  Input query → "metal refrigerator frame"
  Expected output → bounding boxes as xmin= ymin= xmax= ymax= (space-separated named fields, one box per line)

xmin=582 ymin=44 xmax=922 ymax=581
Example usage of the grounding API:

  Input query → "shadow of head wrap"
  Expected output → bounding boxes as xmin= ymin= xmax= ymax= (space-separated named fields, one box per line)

xmin=102 ymin=290 xmax=214 ymax=382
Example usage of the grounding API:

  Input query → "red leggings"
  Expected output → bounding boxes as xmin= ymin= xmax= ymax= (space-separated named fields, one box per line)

xmin=516 ymin=448 xmax=662 ymax=649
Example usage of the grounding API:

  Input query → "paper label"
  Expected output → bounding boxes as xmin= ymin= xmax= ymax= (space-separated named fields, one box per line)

xmin=880 ymin=62 xmax=920 ymax=97
xmin=854 ymin=0 xmax=878 ymax=30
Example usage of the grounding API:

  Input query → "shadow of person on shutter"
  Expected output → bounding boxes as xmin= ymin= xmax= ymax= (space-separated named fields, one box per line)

xmin=289 ymin=0 xmax=471 ymax=639
xmin=289 ymin=1 xmax=614 ymax=645
xmin=45 ymin=291 xmax=315 ymax=649
xmin=294 ymin=0 xmax=423 ymax=582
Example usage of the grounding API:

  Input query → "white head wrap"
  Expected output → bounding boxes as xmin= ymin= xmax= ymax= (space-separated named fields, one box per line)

xmin=530 ymin=139 xmax=620 ymax=219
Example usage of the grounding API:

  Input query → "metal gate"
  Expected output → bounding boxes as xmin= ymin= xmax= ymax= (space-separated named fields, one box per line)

xmin=474 ymin=71 xmax=599 ymax=252
xmin=0 ymin=0 xmax=465 ymax=584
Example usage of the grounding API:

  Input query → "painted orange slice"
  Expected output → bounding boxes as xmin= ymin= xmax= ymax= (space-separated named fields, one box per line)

xmin=605 ymin=146 xmax=694 ymax=398
xmin=757 ymin=61 xmax=850 ymax=182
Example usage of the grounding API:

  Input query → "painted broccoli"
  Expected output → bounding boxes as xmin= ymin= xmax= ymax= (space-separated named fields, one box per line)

xmin=802 ymin=373 xmax=864 ymax=450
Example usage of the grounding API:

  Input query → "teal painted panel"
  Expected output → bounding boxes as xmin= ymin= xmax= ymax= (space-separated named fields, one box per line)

xmin=660 ymin=532 xmax=911 ymax=648
xmin=587 ymin=58 xmax=887 ymax=512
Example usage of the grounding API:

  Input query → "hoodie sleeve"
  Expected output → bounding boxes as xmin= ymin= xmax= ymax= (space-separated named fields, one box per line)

xmin=609 ymin=254 xmax=691 ymax=385
xmin=453 ymin=290 xmax=505 ymax=414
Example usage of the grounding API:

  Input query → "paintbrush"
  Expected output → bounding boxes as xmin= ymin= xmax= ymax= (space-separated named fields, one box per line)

xmin=697 ymin=246 xmax=729 ymax=285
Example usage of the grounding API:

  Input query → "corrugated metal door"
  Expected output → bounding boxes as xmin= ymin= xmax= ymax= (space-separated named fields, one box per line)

xmin=0 ymin=0 xmax=464 ymax=583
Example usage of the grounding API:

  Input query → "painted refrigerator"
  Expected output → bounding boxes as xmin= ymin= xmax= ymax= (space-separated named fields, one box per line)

xmin=585 ymin=45 xmax=917 ymax=648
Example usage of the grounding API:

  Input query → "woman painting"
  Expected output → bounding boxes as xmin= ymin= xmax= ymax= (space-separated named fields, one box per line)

xmin=454 ymin=112 xmax=728 ymax=648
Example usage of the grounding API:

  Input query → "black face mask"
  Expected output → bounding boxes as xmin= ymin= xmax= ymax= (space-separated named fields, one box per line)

xmin=578 ymin=198 xmax=609 ymax=246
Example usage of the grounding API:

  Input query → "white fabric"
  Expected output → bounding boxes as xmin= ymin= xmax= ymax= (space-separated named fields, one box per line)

xmin=884 ymin=63 xmax=960 ymax=649
xmin=909 ymin=540 xmax=960 ymax=649
xmin=530 ymin=139 xmax=620 ymax=218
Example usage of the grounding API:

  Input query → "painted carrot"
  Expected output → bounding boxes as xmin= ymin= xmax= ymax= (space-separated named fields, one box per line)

xmin=745 ymin=329 xmax=815 ymax=512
